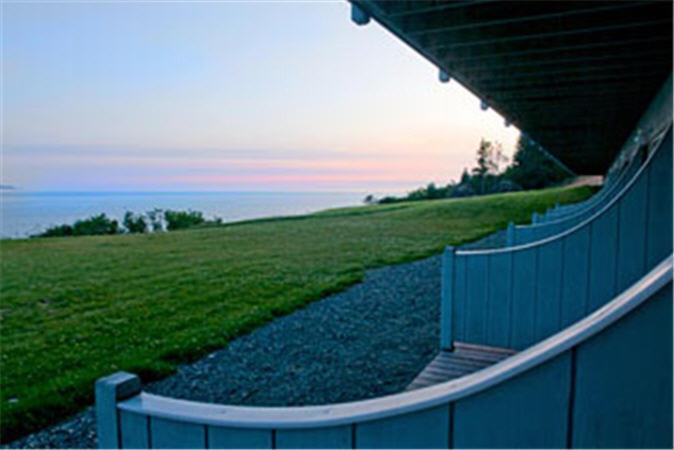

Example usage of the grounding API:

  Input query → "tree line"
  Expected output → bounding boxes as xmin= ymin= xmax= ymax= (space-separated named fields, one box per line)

xmin=364 ymin=135 xmax=571 ymax=205
xmin=36 ymin=209 xmax=219 ymax=238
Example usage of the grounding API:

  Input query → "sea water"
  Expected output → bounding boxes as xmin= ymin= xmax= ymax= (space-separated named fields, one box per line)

xmin=0 ymin=191 xmax=365 ymax=238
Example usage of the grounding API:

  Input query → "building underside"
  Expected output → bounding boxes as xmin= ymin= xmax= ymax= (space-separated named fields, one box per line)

xmin=350 ymin=0 xmax=673 ymax=175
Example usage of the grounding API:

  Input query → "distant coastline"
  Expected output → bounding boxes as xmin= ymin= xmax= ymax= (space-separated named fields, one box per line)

xmin=0 ymin=190 xmax=365 ymax=239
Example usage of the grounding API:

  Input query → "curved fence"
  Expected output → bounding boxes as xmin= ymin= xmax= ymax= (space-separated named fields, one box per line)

xmin=442 ymin=129 xmax=672 ymax=351
xmin=538 ymin=145 xmax=640 ymax=224
xmin=96 ymin=256 xmax=672 ymax=449
xmin=540 ymin=75 xmax=672 ymax=224
xmin=506 ymin=129 xmax=671 ymax=246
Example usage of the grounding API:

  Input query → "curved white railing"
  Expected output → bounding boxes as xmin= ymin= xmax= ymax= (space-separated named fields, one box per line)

xmin=97 ymin=256 xmax=673 ymax=448
xmin=506 ymin=126 xmax=670 ymax=246
xmin=440 ymin=127 xmax=671 ymax=351
xmin=543 ymin=74 xmax=672 ymax=222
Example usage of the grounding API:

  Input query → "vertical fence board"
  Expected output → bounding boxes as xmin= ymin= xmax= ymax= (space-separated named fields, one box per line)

xmin=453 ymin=353 xmax=571 ymax=449
xmin=587 ymin=206 xmax=619 ymax=312
xmin=119 ymin=411 xmax=149 ymax=449
xmin=572 ymin=282 xmax=673 ymax=449
xmin=486 ymin=253 xmax=511 ymax=347
xmin=276 ymin=426 xmax=352 ymax=449
xmin=560 ymin=229 xmax=590 ymax=327
xmin=534 ymin=240 xmax=563 ymax=342
xmin=464 ymin=255 xmax=489 ymax=344
xmin=355 ymin=405 xmax=450 ymax=449
xmin=510 ymin=249 xmax=537 ymax=349
xmin=440 ymin=247 xmax=455 ymax=350
xmin=207 ymin=427 xmax=272 ymax=449
xmin=453 ymin=256 xmax=467 ymax=343
xmin=645 ymin=131 xmax=673 ymax=268
xmin=616 ymin=165 xmax=649 ymax=292
xmin=150 ymin=417 xmax=206 ymax=449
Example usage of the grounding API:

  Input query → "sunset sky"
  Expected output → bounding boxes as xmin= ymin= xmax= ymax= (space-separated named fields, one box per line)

xmin=2 ymin=1 xmax=519 ymax=194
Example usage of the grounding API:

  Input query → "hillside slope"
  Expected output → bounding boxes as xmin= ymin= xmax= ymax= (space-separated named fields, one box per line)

xmin=0 ymin=185 xmax=593 ymax=441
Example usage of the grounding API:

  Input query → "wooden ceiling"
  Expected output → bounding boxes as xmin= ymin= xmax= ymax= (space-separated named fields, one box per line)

xmin=351 ymin=0 xmax=673 ymax=174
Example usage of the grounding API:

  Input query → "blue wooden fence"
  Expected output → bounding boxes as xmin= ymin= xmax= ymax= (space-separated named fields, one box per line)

xmin=507 ymin=129 xmax=671 ymax=246
xmin=541 ymin=75 xmax=672 ymax=224
xmin=442 ymin=129 xmax=672 ymax=351
xmin=96 ymin=257 xmax=672 ymax=449
xmin=543 ymin=154 xmax=635 ymax=222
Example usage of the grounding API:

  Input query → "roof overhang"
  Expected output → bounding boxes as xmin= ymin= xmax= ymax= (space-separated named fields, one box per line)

xmin=350 ymin=0 xmax=673 ymax=174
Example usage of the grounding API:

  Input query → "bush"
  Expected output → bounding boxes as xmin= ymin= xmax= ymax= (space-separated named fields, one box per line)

xmin=33 ymin=209 xmax=214 ymax=238
xmin=451 ymin=183 xmax=475 ymax=198
xmin=164 ymin=210 xmax=205 ymax=231
xmin=72 ymin=214 xmax=119 ymax=236
xmin=123 ymin=212 xmax=148 ymax=234
xmin=490 ymin=179 xmax=522 ymax=193
xmin=39 ymin=224 xmax=73 ymax=238
xmin=36 ymin=214 xmax=119 ymax=238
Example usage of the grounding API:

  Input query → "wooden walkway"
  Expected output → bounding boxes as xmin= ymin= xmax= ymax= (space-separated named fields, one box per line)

xmin=406 ymin=342 xmax=516 ymax=391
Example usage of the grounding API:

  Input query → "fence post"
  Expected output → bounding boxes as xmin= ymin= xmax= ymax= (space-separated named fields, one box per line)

xmin=95 ymin=372 xmax=141 ymax=449
xmin=506 ymin=222 xmax=516 ymax=247
xmin=441 ymin=246 xmax=456 ymax=350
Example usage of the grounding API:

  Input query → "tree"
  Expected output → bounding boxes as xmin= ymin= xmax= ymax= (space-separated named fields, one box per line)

xmin=164 ymin=210 xmax=205 ymax=231
xmin=363 ymin=194 xmax=376 ymax=205
xmin=471 ymin=139 xmax=508 ymax=194
xmin=460 ymin=168 xmax=471 ymax=185
xmin=503 ymin=135 xmax=569 ymax=190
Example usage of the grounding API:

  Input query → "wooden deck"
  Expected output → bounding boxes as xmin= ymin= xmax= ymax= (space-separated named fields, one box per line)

xmin=406 ymin=342 xmax=516 ymax=391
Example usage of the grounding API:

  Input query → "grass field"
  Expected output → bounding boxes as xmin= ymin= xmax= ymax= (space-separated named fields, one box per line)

xmin=0 ymin=185 xmax=594 ymax=441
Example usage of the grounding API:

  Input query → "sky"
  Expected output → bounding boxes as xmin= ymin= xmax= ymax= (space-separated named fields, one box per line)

xmin=2 ymin=1 xmax=520 ymax=194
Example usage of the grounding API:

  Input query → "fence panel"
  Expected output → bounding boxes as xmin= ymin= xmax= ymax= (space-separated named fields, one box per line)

xmin=150 ymin=417 xmax=206 ymax=449
xmin=560 ymin=227 xmax=591 ymax=326
xmin=571 ymin=282 xmax=673 ymax=448
xmin=119 ymin=411 xmax=150 ymax=449
xmin=509 ymin=248 xmax=538 ymax=349
xmin=276 ymin=425 xmax=352 ymax=449
xmin=207 ymin=427 xmax=272 ymax=449
xmin=453 ymin=353 xmax=571 ymax=449
xmin=354 ymin=405 xmax=450 ymax=449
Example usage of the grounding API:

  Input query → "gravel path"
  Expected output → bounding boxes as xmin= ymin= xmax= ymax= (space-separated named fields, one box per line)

xmin=7 ymin=231 xmax=504 ymax=449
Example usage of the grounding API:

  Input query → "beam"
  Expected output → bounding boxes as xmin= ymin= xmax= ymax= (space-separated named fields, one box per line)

xmin=406 ymin=2 xmax=647 ymax=37
xmin=447 ymin=49 xmax=671 ymax=74
xmin=437 ymin=36 xmax=671 ymax=63
xmin=430 ymin=19 xmax=671 ymax=51
xmin=385 ymin=0 xmax=494 ymax=19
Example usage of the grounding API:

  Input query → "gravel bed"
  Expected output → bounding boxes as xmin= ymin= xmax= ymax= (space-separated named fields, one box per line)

xmin=460 ymin=229 xmax=507 ymax=250
xmin=7 ymin=231 xmax=503 ymax=449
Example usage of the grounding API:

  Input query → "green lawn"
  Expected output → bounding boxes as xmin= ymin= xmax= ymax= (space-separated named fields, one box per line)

xmin=0 ymin=186 xmax=593 ymax=441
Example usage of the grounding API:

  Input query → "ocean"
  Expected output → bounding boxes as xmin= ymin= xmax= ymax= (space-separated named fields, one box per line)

xmin=0 ymin=191 xmax=366 ymax=239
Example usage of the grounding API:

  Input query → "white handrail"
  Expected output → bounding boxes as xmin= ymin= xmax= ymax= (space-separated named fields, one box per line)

xmin=118 ymin=255 xmax=673 ymax=429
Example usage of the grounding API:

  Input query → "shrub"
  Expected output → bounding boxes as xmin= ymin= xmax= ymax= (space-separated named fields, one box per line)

xmin=123 ymin=212 xmax=148 ymax=234
xmin=72 ymin=214 xmax=119 ymax=236
xmin=36 ymin=214 xmax=119 ymax=238
xmin=38 ymin=224 xmax=73 ymax=238
xmin=490 ymin=179 xmax=523 ymax=193
xmin=451 ymin=183 xmax=475 ymax=198
xmin=164 ymin=210 xmax=205 ymax=231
